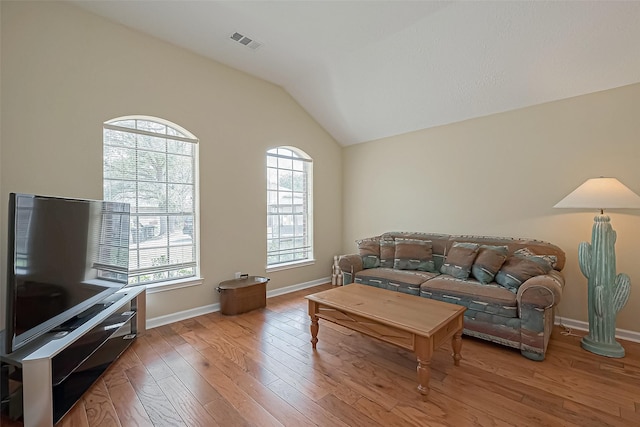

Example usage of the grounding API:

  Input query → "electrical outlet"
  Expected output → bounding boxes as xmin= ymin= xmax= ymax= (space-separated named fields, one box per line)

xmin=234 ymin=272 xmax=242 ymax=279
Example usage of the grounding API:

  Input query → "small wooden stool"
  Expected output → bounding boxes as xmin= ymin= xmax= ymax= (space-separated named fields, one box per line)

xmin=217 ymin=276 xmax=269 ymax=315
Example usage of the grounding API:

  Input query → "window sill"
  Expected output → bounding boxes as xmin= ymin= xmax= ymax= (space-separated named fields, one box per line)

xmin=144 ymin=277 xmax=204 ymax=294
xmin=266 ymin=259 xmax=315 ymax=273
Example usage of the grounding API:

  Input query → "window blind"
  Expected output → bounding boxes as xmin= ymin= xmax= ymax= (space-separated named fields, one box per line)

xmin=103 ymin=118 xmax=199 ymax=285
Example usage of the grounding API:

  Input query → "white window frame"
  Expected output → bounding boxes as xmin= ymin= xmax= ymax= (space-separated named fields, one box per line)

xmin=266 ymin=146 xmax=314 ymax=271
xmin=103 ymin=116 xmax=201 ymax=292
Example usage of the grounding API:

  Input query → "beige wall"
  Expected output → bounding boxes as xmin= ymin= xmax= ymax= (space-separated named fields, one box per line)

xmin=0 ymin=1 xmax=343 ymax=325
xmin=343 ymin=83 xmax=640 ymax=333
xmin=3 ymin=1 xmax=639 ymax=336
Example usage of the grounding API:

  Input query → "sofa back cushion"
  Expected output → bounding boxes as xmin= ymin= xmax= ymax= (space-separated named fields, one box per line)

xmin=356 ymin=237 xmax=381 ymax=269
xmin=393 ymin=238 xmax=436 ymax=272
xmin=382 ymin=232 xmax=450 ymax=270
xmin=379 ymin=237 xmax=395 ymax=268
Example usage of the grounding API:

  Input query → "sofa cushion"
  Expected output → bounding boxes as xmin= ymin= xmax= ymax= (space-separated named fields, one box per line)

xmin=393 ymin=238 xmax=436 ymax=272
xmin=513 ymin=247 xmax=558 ymax=269
xmin=357 ymin=237 xmax=380 ymax=269
xmin=471 ymin=245 xmax=509 ymax=284
xmin=354 ymin=268 xmax=438 ymax=296
xmin=495 ymin=250 xmax=554 ymax=293
xmin=382 ymin=232 xmax=450 ymax=270
xmin=449 ymin=234 xmax=566 ymax=271
xmin=440 ymin=242 xmax=480 ymax=279
xmin=420 ymin=276 xmax=518 ymax=318
xmin=379 ymin=238 xmax=395 ymax=268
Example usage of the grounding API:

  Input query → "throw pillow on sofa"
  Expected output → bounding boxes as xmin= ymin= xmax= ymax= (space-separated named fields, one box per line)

xmin=357 ymin=237 xmax=380 ymax=269
xmin=393 ymin=238 xmax=435 ymax=272
xmin=471 ymin=245 xmax=509 ymax=284
xmin=512 ymin=247 xmax=558 ymax=269
xmin=440 ymin=242 xmax=480 ymax=279
xmin=495 ymin=249 xmax=555 ymax=293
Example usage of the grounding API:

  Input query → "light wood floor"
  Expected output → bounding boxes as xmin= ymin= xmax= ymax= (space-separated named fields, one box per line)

xmin=3 ymin=283 xmax=640 ymax=426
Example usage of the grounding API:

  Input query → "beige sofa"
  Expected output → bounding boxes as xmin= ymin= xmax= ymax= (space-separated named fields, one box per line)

xmin=338 ymin=232 xmax=565 ymax=361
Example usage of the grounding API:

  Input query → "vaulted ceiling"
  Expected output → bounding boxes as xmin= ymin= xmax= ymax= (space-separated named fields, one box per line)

xmin=70 ymin=1 xmax=640 ymax=146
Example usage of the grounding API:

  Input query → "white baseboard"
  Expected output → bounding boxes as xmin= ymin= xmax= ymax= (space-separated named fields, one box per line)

xmin=146 ymin=303 xmax=221 ymax=329
xmin=266 ymin=276 xmax=331 ymax=298
xmin=555 ymin=316 xmax=640 ymax=344
xmin=146 ymin=276 xmax=330 ymax=329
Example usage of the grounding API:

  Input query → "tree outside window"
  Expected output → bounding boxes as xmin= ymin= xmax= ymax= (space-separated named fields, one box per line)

xmin=103 ymin=117 xmax=199 ymax=285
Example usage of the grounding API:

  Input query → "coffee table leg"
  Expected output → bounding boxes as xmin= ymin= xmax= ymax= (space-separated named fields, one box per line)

xmin=452 ymin=330 xmax=462 ymax=366
xmin=417 ymin=357 xmax=431 ymax=397
xmin=310 ymin=317 xmax=319 ymax=349
xmin=415 ymin=336 xmax=433 ymax=397
xmin=308 ymin=300 xmax=319 ymax=349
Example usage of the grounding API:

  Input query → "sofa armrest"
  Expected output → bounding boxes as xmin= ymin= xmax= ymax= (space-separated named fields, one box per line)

xmin=516 ymin=270 xmax=564 ymax=310
xmin=338 ymin=254 xmax=363 ymax=284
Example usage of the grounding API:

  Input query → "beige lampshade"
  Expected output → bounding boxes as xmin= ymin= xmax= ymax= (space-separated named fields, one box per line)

xmin=554 ymin=177 xmax=640 ymax=210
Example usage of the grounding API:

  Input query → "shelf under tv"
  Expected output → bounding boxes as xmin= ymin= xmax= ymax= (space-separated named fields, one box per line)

xmin=0 ymin=285 xmax=146 ymax=427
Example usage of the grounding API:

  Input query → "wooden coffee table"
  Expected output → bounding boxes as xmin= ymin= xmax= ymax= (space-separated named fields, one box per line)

xmin=306 ymin=284 xmax=465 ymax=397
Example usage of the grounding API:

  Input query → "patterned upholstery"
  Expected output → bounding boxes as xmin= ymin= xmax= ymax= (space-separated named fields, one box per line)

xmin=420 ymin=276 xmax=518 ymax=318
xmin=338 ymin=232 xmax=566 ymax=361
xmin=356 ymin=237 xmax=381 ymax=268
xmin=392 ymin=238 xmax=435 ymax=272
xmin=471 ymin=245 xmax=509 ymax=284
xmin=354 ymin=268 xmax=438 ymax=295
xmin=440 ymin=242 xmax=480 ymax=279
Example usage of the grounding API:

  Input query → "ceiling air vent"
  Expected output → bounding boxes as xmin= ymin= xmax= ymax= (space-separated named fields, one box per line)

xmin=229 ymin=32 xmax=263 ymax=51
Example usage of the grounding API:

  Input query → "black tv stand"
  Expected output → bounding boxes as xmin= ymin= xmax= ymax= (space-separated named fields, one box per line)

xmin=0 ymin=286 xmax=145 ymax=427
xmin=51 ymin=301 xmax=116 ymax=332
xmin=78 ymin=301 xmax=115 ymax=319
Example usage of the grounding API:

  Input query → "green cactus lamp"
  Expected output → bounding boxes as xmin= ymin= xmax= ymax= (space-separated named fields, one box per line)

xmin=555 ymin=177 xmax=640 ymax=357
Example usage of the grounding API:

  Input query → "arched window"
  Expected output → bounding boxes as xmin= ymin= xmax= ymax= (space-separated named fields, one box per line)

xmin=103 ymin=116 xmax=199 ymax=286
xmin=266 ymin=146 xmax=314 ymax=268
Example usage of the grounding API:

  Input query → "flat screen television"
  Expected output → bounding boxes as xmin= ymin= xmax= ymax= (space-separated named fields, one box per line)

xmin=4 ymin=193 xmax=130 ymax=354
